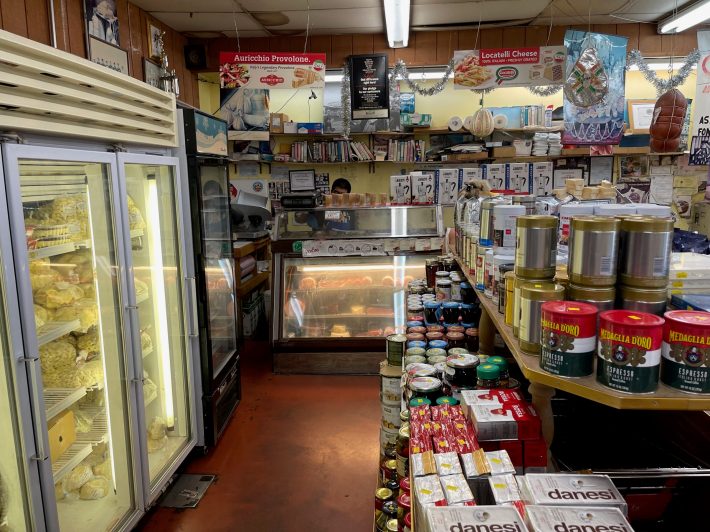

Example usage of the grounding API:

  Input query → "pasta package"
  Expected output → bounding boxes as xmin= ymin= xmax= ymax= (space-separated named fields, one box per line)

xmin=34 ymin=282 xmax=84 ymax=309
xmin=127 ymin=195 xmax=146 ymax=231
xmin=34 ymin=304 xmax=48 ymax=328
xmin=63 ymin=464 xmax=93 ymax=492
xmin=52 ymin=299 xmax=98 ymax=332
xmin=80 ymin=477 xmax=110 ymax=500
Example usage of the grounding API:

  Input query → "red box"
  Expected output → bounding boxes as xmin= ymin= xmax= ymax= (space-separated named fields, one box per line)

xmin=507 ymin=402 xmax=542 ymax=441
xmin=499 ymin=440 xmax=524 ymax=471
xmin=480 ymin=440 xmax=500 ymax=452
xmin=523 ymin=438 xmax=548 ymax=472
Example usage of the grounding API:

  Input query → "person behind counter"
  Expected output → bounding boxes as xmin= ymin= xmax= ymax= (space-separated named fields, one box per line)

xmin=301 ymin=178 xmax=355 ymax=231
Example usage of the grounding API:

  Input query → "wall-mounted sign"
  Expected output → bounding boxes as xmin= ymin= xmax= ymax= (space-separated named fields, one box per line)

xmin=349 ymin=54 xmax=390 ymax=120
xmin=219 ymin=52 xmax=326 ymax=90
xmin=453 ymin=46 xmax=566 ymax=89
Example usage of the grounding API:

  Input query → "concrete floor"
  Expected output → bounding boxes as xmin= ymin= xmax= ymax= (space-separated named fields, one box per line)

xmin=138 ymin=342 xmax=380 ymax=532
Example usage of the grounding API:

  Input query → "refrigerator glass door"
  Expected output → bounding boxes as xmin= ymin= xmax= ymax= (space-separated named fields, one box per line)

xmin=4 ymin=148 xmax=138 ymax=531
xmin=119 ymin=158 xmax=193 ymax=491
xmin=198 ymin=164 xmax=237 ymax=380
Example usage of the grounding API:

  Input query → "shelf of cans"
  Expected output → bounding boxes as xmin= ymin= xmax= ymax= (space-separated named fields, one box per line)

xmin=454 ymin=192 xmax=710 ymax=407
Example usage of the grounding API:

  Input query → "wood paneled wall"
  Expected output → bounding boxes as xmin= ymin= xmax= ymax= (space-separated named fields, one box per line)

xmin=197 ymin=23 xmax=699 ymax=71
xmin=0 ymin=0 xmax=199 ymax=107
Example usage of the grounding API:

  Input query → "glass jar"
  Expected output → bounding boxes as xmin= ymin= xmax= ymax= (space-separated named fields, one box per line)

xmin=451 ymin=277 xmax=463 ymax=302
xmin=381 ymin=458 xmax=398 ymax=483
xmin=460 ymin=281 xmax=475 ymax=304
xmin=465 ymin=328 xmax=479 ymax=353
xmin=424 ymin=301 xmax=440 ymax=324
xmin=487 ymin=356 xmax=510 ymax=387
xmin=425 ymin=347 xmax=447 ymax=359
xmin=428 ymin=339 xmax=448 ymax=350
xmin=447 ymin=325 xmax=465 ymax=334
xmin=375 ymin=487 xmax=394 ymax=515
xmin=376 ymin=501 xmax=399 ymax=532
xmin=425 ymin=258 xmax=439 ymax=288
xmin=406 ymin=332 xmax=425 ymax=343
xmin=399 ymin=477 xmax=410 ymax=495
xmin=408 ymin=397 xmax=431 ymax=407
xmin=442 ymin=301 xmax=461 ymax=323
xmin=399 ymin=409 xmax=410 ymax=425
xmin=435 ymin=270 xmax=451 ymax=280
xmin=442 ymin=258 xmax=455 ymax=272
xmin=397 ymin=492 xmax=412 ymax=527
xmin=407 ymin=305 xmax=424 ymax=321
xmin=445 ymin=353 xmax=480 ymax=387
xmin=477 ymin=363 xmax=501 ymax=389
xmin=426 ymin=324 xmax=445 ymax=333
xmin=385 ymin=478 xmax=400 ymax=499
xmin=406 ymin=320 xmax=424 ymax=329
xmin=446 ymin=331 xmax=465 ymax=349
xmin=406 ymin=340 xmax=427 ymax=350
xmin=408 ymin=376 xmax=443 ymax=404
xmin=395 ymin=425 xmax=410 ymax=479
xmin=407 ymin=325 xmax=427 ymax=335
xmin=436 ymin=396 xmax=459 ymax=406
xmin=436 ymin=279 xmax=452 ymax=301
xmin=426 ymin=331 xmax=445 ymax=343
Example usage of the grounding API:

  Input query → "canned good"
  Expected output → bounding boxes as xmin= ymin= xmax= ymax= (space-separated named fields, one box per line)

xmin=381 ymin=402 xmax=402 ymax=430
xmin=618 ymin=216 xmax=673 ymax=288
xmin=515 ymin=215 xmax=558 ymax=279
xmin=408 ymin=376 xmax=443 ymax=403
xmin=504 ymin=271 xmax=516 ymax=325
xmin=493 ymin=204 xmax=525 ymax=249
xmin=380 ymin=361 xmax=402 ymax=404
xmin=512 ymin=194 xmax=537 ymax=215
xmin=540 ymin=300 xmax=598 ymax=377
xmin=514 ymin=277 xmax=549 ymax=338
xmin=568 ymin=216 xmax=620 ymax=286
xmin=436 ymin=279 xmax=452 ymax=301
xmin=484 ymin=249 xmax=495 ymax=298
xmin=618 ymin=285 xmax=667 ymax=317
xmin=480 ymin=197 xmax=504 ymax=246
xmin=442 ymin=302 xmax=460 ymax=323
xmin=386 ymin=334 xmax=407 ymax=366
xmin=445 ymin=353 xmax=480 ymax=387
xmin=558 ymin=204 xmax=595 ymax=251
xmin=465 ymin=328 xmax=479 ymax=353
xmin=567 ymin=283 xmax=616 ymax=313
xmin=597 ymin=310 xmax=664 ymax=393
xmin=661 ymin=310 xmax=710 ymax=393
xmin=519 ymin=282 xmax=565 ymax=354
xmin=493 ymin=257 xmax=515 ymax=306
xmin=476 ymin=244 xmax=491 ymax=290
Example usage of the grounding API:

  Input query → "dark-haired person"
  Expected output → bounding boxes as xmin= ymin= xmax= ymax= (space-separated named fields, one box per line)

xmin=304 ymin=178 xmax=355 ymax=231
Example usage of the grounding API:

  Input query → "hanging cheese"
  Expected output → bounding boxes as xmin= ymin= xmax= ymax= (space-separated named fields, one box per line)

xmin=471 ymin=108 xmax=494 ymax=137
xmin=650 ymin=88 xmax=687 ymax=153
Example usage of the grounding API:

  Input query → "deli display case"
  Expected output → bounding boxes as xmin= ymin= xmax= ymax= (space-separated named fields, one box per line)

xmin=271 ymin=205 xmax=447 ymax=374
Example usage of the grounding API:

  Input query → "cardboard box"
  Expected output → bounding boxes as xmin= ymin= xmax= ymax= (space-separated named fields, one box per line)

xmin=470 ymin=404 xmax=518 ymax=440
xmin=460 ymin=167 xmax=483 ymax=184
xmin=435 ymin=168 xmax=461 ymax=204
xmin=527 ymin=506 xmax=633 ymax=532
xmin=411 ymin=171 xmax=435 ymax=205
xmin=401 ymin=113 xmax=432 ymax=126
xmin=269 ymin=113 xmax=288 ymax=133
xmin=48 ymin=410 xmax=76 ymax=462
xmin=523 ymin=438 xmax=548 ymax=473
xmin=390 ymin=174 xmax=412 ymax=205
xmin=493 ymin=146 xmax=517 ymax=158
xmin=499 ymin=441 xmax=524 ymax=474
xmin=518 ymin=474 xmax=628 ymax=515
xmin=506 ymin=163 xmax=530 ymax=193
xmin=284 ymin=121 xmax=298 ymax=134
xmin=296 ymin=122 xmax=323 ymax=134
xmin=426 ymin=505 xmax=528 ymax=532
xmin=532 ymin=162 xmax=554 ymax=196
xmin=484 ymin=164 xmax=506 ymax=190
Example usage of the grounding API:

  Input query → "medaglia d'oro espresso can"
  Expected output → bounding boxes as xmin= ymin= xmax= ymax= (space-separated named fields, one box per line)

xmin=597 ymin=310 xmax=664 ymax=393
xmin=661 ymin=311 xmax=710 ymax=394
xmin=540 ymin=301 xmax=598 ymax=377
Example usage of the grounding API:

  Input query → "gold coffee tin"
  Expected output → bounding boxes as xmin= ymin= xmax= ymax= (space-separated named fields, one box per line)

xmin=504 ymin=271 xmax=516 ymax=326
xmin=567 ymin=283 xmax=616 ymax=313
xmin=618 ymin=216 xmax=673 ymax=288
xmin=519 ymin=283 xmax=565 ymax=355
xmin=568 ymin=216 xmax=620 ymax=286
xmin=618 ymin=285 xmax=668 ymax=317
xmin=513 ymin=277 xmax=552 ymax=338
xmin=515 ymin=215 xmax=558 ymax=279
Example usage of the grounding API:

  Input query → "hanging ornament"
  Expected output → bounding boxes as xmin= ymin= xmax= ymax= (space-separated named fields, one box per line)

xmin=565 ymin=47 xmax=608 ymax=107
xmin=527 ymin=85 xmax=563 ymax=97
xmin=626 ymin=49 xmax=700 ymax=96
xmin=389 ymin=59 xmax=456 ymax=96
xmin=649 ymin=88 xmax=688 ymax=153
xmin=341 ymin=62 xmax=352 ymax=139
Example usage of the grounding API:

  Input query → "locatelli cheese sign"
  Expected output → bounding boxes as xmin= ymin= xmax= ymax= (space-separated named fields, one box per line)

xmin=453 ymin=46 xmax=565 ymax=90
xmin=219 ymin=52 xmax=326 ymax=90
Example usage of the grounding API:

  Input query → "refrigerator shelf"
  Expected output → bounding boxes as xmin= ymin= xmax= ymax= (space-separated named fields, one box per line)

xmin=28 ymin=242 xmax=77 ymax=261
xmin=136 ymin=291 xmax=150 ymax=305
xmin=142 ymin=346 xmax=153 ymax=358
xmin=145 ymin=390 xmax=158 ymax=408
xmin=202 ymin=194 xmax=229 ymax=200
xmin=291 ymin=286 xmax=404 ymax=294
xmin=37 ymin=319 xmax=82 ymax=347
xmin=53 ymin=442 xmax=93 ymax=483
xmin=75 ymin=409 xmax=108 ymax=445
xmin=44 ymin=387 xmax=87 ymax=420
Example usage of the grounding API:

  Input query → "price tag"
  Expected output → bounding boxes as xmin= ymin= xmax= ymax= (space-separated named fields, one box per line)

xmin=324 ymin=210 xmax=341 ymax=221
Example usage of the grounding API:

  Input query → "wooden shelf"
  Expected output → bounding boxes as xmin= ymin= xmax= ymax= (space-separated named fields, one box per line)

xmin=236 ymin=270 xmax=270 ymax=298
xmin=454 ymin=255 xmax=710 ymax=411
xmin=233 ymin=237 xmax=270 ymax=259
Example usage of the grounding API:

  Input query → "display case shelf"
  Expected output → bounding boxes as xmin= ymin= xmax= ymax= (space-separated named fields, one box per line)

xmin=28 ymin=242 xmax=77 ymax=261
xmin=53 ymin=442 xmax=93 ymax=483
xmin=44 ymin=387 xmax=87 ymax=420
xmin=136 ymin=291 xmax=150 ymax=305
xmin=75 ymin=409 xmax=108 ymax=445
xmin=145 ymin=390 xmax=158 ymax=408
xmin=37 ymin=320 xmax=82 ymax=347
xmin=292 ymin=313 xmax=395 ymax=320
xmin=142 ymin=346 xmax=153 ymax=359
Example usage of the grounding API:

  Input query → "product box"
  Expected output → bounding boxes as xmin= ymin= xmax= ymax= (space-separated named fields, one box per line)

xmin=670 ymin=294 xmax=710 ymax=311
xmin=401 ymin=113 xmax=432 ymax=126
xmin=532 ymin=162 xmax=554 ymax=196
xmin=390 ymin=174 xmax=412 ymax=205
xmin=470 ymin=402 xmax=541 ymax=441
xmin=269 ymin=113 xmax=288 ymax=133
xmin=522 ymin=439 xmax=548 ymax=473
xmin=499 ymin=441 xmax=524 ymax=474
xmin=425 ymin=505 xmax=529 ymax=532
xmin=460 ymin=167 xmax=483 ymax=184
xmin=486 ymin=450 xmax=516 ymax=476
xmin=434 ymin=451 xmax=463 ymax=477
xmin=518 ymin=474 xmax=628 ymax=515
xmin=488 ymin=473 xmax=523 ymax=505
xmin=48 ymin=410 xmax=76 ymax=462
xmin=526 ymin=506 xmax=633 ymax=532
xmin=411 ymin=450 xmax=437 ymax=477
xmin=461 ymin=389 xmax=524 ymax=411
xmin=400 ymin=92 xmax=415 ymax=114
xmin=484 ymin=164 xmax=506 ymax=190
xmin=296 ymin=122 xmax=323 ymax=134
xmin=411 ymin=171 xmax=435 ymax=205
xmin=283 ymin=121 xmax=298 ymax=134
xmin=414 ymin=475 xmax=448 ymax=529
xmin=435 ymin=168 xmax=461 ymax=204
xmin=440 ymin=473 xmax=476 ymax=506
xmin=506 ymin=163 xmax=530 ymax=193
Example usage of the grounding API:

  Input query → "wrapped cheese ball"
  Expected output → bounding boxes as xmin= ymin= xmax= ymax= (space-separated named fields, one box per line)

xmin=63 ymin=464 xmax=93 ymax=492
xmin=80 ymin=476 xmax=110 ymax=500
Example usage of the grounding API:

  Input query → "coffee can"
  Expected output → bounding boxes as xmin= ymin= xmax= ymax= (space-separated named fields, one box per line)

xmin=515 ymin=215 xmax=558 ymax=279
xmin=619 ymin=216 xmax=673 ymax=288
xmin=386 ymin=334 xmax=407 ymax=366
xmin=568 ymin=216 xmax=620 ymax=287
xmin=540 ymin=300 xmax=598 ymax=377
xmin=519 ymin=283 xmax=565 ymax=355
xmin=661 ymin=310 xmax=710 ymax=394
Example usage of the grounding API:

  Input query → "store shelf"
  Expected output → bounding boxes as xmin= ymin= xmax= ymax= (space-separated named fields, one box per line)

xmin=75 ymin=409 xmax=109 ymax=445
xmin=236 ymin=270 xmax=270 ymax=297
xmin=28 ymin=242 xmax=77 ymax=261
xmin=53 ymin=442 xmax=93 ymax=483
xmin=37 ymin=320 xmax=82 ymax=347
xmin=233 ymin=237 xmax=270 ymax=258
xmin=454 ymin=255 xmax=710 ymax=411
xmin=44 ymin=387 xmax=87 ymax=420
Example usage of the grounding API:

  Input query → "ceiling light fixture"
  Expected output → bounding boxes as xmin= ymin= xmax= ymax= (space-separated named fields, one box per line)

xmin=325 ymin=69 xmax=447 ymax=83
xmin=384 ymin=0 xmax=411 ymax=48
xmin=659 ymin=0 xmax=710 ymax=34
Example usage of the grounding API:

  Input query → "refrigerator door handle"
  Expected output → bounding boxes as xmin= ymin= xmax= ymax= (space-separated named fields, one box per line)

xmin=187 ymin=276 xmax=199 ymax=338
xmin=19 ymin=355 xmax=49 ymax=462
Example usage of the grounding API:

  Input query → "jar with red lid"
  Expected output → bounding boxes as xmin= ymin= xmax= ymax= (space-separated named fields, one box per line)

xmin=427 ymin=324 xmax=445 ymax=333
xmin=447 ymin=325 xmax=465 ymax=334
xmin=406 ymin=332 xmax=425 ymax=343
xmin=403 ymin=512 xmax=412 ymax=532
xmin=465 ymin=328 xmax=479 ymax=353
xmin=446 ymin=331 xmax=465 ymax=349
xmin=399 ymin=477 xmax=410 ymax=494
xmin=426 ymin=331 xmax=444 ymax=343
xmin=397 ymin=492 xmax=411 ymax=527
xmin=407 ymin=326 xmax=427 ymax=335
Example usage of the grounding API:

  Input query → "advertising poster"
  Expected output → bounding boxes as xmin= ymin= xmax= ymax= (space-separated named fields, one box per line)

xmin=562 ymin=31 xmax=628 ymax=145
xmin=349 ymin=54 xmax=390 ymax=120
xmin=453 ymin=46 xmax=565 ymax=89
xmin=219 ymin=52 xmax=326 ymax=90
xmin=691 ymin=31 xmax=710 ymax=139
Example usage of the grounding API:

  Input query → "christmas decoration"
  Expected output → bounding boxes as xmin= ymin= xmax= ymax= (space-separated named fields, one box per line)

xmin=626 ymin=49 xmax=700 ymax=95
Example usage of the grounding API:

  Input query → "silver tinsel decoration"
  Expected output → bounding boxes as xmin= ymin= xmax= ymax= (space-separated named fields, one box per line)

xmin=341 ymin=62 xmax=352 ymax=139
xmin=626 ymin=49 xmax=700 ymax=95
xmin=389 ymin=59 xmax=456 ymax=96
xmin=527 ymin=85 xmax=563 ymax=97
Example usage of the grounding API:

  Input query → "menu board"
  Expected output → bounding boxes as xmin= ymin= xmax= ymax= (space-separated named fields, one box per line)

xmin=349 ymin=54 xmax=390 ymax=120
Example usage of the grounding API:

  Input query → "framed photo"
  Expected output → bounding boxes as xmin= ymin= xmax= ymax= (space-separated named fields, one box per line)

xmin=143 ymin=58 xmax=161 ymax=89
xmin=289 ymin=170 xmax=316 ymax=192
xmin=618 ymin=154 xmax=649 ymax=181
xmin=627 ymin=99 xmax=656 ymax=134
xmin=147 ymin=22 xmax=163 ymax=60
xmin=88 ymin=35 xmax=129 ymax=76
xmin=84 ymin=0 xmax=119 ymax=46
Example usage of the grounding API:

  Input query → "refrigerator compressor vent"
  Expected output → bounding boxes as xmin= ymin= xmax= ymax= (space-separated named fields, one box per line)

xmin=0 ymin=29 xmax=177 ymax=147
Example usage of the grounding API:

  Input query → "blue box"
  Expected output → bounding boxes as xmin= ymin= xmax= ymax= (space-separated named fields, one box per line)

xmin=400 ymin=92 xmax=415 ymax=114
xmin=670 ymin=294 xmax=710 ymax=311
xmin=296 ymin=122 xmax=323 ymax=134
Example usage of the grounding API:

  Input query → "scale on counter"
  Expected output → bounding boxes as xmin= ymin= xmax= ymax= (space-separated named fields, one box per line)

xmin=280 ymin=191 xmax=323 ymax=210
xmin=231 ymin=189 xmax=272 ymax=240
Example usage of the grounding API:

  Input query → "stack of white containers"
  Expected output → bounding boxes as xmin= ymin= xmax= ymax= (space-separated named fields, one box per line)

xmin=487 ymin=203 xmax=523 ymax=306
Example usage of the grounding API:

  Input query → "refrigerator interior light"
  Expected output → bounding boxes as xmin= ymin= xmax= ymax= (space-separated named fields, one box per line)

xmin=300 ymin=264 xmax=423 ymax=273
xmin=659 ymin=0 xmax=710 ymax=33
xmin=384 ymin=0 xmax=411 ymax=48
xmin=148 ymin=179 xmax=175 ymax=429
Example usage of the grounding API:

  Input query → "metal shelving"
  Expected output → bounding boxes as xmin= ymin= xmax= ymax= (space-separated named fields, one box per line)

xmin=44 ymin=387 xmax=87 ymax=420
xmin=37 ymin=320 xmax=82 ymax=347
xmin=52 ymin=442 xmax=93 ymax=483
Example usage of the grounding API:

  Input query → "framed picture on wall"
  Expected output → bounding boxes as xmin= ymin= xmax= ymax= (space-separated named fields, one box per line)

xmin=148 ymin=22 xmax=164 ymax=61
xmin=144 ymin=58 xmax=161 ymax=89
xmin=627 ymin=99 xmax=656 ymax=134
xmin=88 ymin=35 xmax=129 ymax=76
xmin=84 ymin=0 xmax=120 ymax=46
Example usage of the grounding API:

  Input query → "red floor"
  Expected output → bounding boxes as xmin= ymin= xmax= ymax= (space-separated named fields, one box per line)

xmin=139 ymin=342 xmax=380 ymax=532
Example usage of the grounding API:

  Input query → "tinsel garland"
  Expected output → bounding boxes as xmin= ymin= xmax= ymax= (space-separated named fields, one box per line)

xmin=527 ymin=85 xmax=563 ymax=97
xmin=341 ymin=62 xmax=352 ymax=139
xmin=389 ymin=59 xmax=456 ymax=95
xmin=626 ymin=49 xmax=700 ymax=95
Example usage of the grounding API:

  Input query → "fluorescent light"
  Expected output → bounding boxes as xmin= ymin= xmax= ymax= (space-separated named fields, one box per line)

xmin=660 ymin=0 xmax=710 ymax=33
xmin=301 ymin=264 xmax=422 ymax=273
xmin=384 ymin=0 xmax=410 ymax=48
xmin=325 ymin=73 xmax=343 ymax=82
xmin=628 ymin=59 xmax=698 ymax=71
xmin=325 ymin=70 xmax=446 ymax=83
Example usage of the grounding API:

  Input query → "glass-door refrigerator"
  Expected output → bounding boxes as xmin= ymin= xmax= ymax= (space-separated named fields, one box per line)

xmin=176 ymin=108 xmax=240 ymax=448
